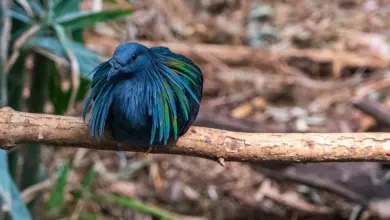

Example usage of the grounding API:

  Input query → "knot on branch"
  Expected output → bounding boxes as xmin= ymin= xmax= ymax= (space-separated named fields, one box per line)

xmin=0 ymin=139 xmax=15 ymax=150
xmin=0 ymin=107 xmax=15 ymax=115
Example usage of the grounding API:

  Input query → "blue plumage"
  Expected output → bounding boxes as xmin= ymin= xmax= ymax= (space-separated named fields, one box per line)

xmin=82 ymin=42 xmax=203 ymax=146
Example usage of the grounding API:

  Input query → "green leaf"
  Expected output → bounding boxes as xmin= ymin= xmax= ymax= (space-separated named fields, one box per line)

xmin=46 ymin=0 xmax=60 ymax=24
xmin=0 ymin=151 xmax=32 ymax=220
xmin=56 ymin=9 xmax=132 ymax=30
xmin=53 ymin=0 xmax=85 ymax=42
xmin=6 ymin=9 xmax=34 ymax=24
xmin=47 ymin=25 xmax=90 ymax=115
xmin=71 ymin=168 xmax=96 ymax=200
xmin=24 ymin=36 xmax=102 ymax=78
xmin=80 ymin=211 xmax=102 ymax=220
xmin=54 ymin=0 xmax=81 ymax=18
xmin=9 ymin=3 xmax=33 ymax=43
xmin=81 ymin=168 xmax=96 ymax=189
xmin=95 ymin=195 xmax=178 ymax=220
xmin=46 ymin=163 xmax=70 ymax=212
xmin=27 ymin=0 xmax=44 ymax=17
xmin=53 ymin=24 xmax=73 ymax=58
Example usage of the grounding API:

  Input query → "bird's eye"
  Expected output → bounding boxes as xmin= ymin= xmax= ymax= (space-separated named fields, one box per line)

xmin=132 ymin=54 xmax=137 ymax=61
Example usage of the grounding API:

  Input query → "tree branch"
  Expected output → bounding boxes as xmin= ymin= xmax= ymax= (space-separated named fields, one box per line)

xmin=1 ymin=107 xmax=390 ymax=163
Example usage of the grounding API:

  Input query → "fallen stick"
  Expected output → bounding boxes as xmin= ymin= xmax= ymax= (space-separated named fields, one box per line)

xmin=85 ymin=35 xmax=390 ymax=72
xmin=352 ymin=98 xmax=390 ymax=127
xmin=1 ymin=107 xmax=390 ymax=163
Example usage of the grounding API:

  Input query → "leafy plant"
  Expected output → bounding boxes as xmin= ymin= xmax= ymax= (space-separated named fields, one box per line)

xmin=4 ymin=0 xmax=132 ymax=214
xmin=0 ymin=1 xmax=31 ymax=219
xmin=71 ymin=168 xmax=96 ymax=200
xmin=45 ymin=163 xmax=98 ymax=219
xmin=8 ymin=0 xmax=132 ymax=113
xmin=46 ymin=163 xmax=179 ymax=220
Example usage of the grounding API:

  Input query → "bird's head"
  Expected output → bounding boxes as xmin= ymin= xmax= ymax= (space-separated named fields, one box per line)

xmin=108 ymin=42 xmax=152 ymax=80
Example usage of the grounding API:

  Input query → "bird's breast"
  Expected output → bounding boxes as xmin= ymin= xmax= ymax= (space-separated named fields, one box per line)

xmin=110 ymin=80 xmax=150 ymax=128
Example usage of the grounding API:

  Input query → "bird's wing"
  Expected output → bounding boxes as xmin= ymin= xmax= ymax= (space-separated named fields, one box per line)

xmin=82 ymin=61 xmax=114 ymax=141
xmin=150 ymin=46 xmax=203 ymax=137
xmin=150 ymin=46 xmax=202 ymax=76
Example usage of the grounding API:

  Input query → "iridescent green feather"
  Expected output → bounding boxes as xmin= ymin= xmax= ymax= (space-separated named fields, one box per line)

xmin=168 ymin=81 xmax=189 ymax=120
xmin=148 ymin=46 xmax=203 ymax=144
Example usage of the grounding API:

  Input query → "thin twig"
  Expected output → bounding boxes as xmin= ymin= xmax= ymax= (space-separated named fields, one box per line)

xmin=352 ymin=98 xmax=390 ymax=127
xmin=355 ymin=78 xmax=390 ymax=100
xmin=21 ymin=179 xmax=53 ymax=203
xmin=69 ymin=200 xmax=85 ymax=220
xmin=206 ymin=89 xmax=258 ymax=108
xmin=65 ymin=48 xmax=80 ymax=113
xmin=33 ymin=48 xmax=69 ymax=66
xmin=255 ymin=166 xmax=367 ymax=204
xmin=5 ymin=24 xmax=40 ymax=73
xmin=250 ymin=178 xmax=333 ymax=214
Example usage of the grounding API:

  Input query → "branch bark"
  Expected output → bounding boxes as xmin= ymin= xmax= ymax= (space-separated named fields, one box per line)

xmin=2 ymin=107 xmax=390 ymax=163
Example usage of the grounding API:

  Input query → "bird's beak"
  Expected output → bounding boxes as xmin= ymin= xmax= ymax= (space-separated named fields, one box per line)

xmin=107 ymin=67 xmax=120 ymax=81
xmin=107 ymin=59 xmax=121 ymax=81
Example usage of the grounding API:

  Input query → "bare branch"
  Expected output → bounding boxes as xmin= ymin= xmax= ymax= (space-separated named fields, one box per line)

xmin=5 ymin=25 xmax=40 ymax=73
xmin=1 ymin=107 xmax=390 ymax=163
xmin=352 ymin=98 xmax=390 ymax=127
xmin=86 ymin=34 xmax=390 ymax=73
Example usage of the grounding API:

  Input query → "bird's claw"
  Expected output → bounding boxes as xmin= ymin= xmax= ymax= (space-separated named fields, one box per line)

xmin=145 ymin=145 xmax=156 ymax=154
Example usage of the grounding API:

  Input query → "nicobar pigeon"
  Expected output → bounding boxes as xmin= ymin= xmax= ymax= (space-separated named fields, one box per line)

xmin=82 ymin=42 xmax=203 ymax=146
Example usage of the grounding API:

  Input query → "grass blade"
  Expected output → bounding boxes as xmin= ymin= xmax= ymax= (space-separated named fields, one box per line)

xmin=72 ymin=168 xmax=96 ymax=200
xmin=95 ymin=194 xmax=178 ymax=220
xmin=80 ymin=211 xmax=102 ymax=220
xmin=81 ymin=169 xmax=96 ymax=189
xmin=45 ymin=163 xmax=69 ymax=212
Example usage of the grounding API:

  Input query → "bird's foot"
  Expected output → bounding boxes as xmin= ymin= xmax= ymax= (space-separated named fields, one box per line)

xmin=145 ymin=145 xmax=156 ymax=154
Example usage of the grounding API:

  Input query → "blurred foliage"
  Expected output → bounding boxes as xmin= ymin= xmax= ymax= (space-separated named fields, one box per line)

xmin=8 ymin=0 xmax=132 ymax=113
xmin=45 ymin=163 xmax=177 ymax=220
xmin=79 ymin=211 xmax=102 ymax=220
xmin=248 ymin=5 xmax=280 ymax=48
xmin=96 ymin=194 xmax=179 ymax=220
xmin=45 ymin=163 xmax=69 ymax=214
xmin=0 ymin=151 xmax=32 ymax=220
xmin=1 ymin=0 xmax=132 ymax=219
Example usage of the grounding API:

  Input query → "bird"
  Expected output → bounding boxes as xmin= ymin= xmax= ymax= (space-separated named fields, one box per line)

xmin=82 ymin=42 xmax=203 ymax=147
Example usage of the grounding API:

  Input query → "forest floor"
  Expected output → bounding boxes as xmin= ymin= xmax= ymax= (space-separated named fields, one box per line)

xmin=41 ymin=0 xmax=390 ymax=219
